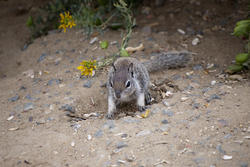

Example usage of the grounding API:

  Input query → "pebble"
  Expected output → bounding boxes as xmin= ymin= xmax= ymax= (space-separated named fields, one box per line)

xmin=162 ymin=110 xmax=174 ymax=117
xmin=211 ymin=80 xmax=216 ymax=86
xmin=228 ymin=74 xmax=243 ymax=81
xmin=103 ymin=120 xmax=115 ymax=129
xmin=71 ymin=123 xmax=81 ymax=131
xmin=181 ymin=97 xmax=189 ymax=102
xmin=8 ymin=127 xmax=19 ymax=131
xmin=37 ymin=53 xmax=47 ymax=63
xmin=193 ymin=103 xmax=200 ymax=109
xmin=7 ymin=115 xmax=14 ymax=121
xmin=89 ymin=37 xmax=98 ymax=44
xmin=161 ymin=119 xmax=169 ymax=124
xmin=94 ymin=130 xmax=103 ymax=138
xmin=116 ymin=141 xmax=128 ymax=149
xmin=177 ymin=29 xmax=186 ymax=35
xmin=218 ymin=119 xmax=228 ymax=127
xmin=60 ymin=104 xmax=75 ymax=113
xmin=23 ymin=69 xmax=34 ymax=78
xmin=216 ymin=144 xmax=226 ymax=154
xmin=83 ymin=79 xmax=92 ymax=88
xmin=28 ymin=116 xmax=33 ymax=122
xmin=23 ymin=103 xmax=34 ymax=112
xmin=25 ymin=94 xmax=33 ymax=101
xmin=192 ymin=38 xmax=200 ymax=45
xmin=240 ymin=162 xmax=248 ymax=167
xmin=202 ymin=87 xmax=211 ymax=93
xmin=207 ymin=94 xmax=221 ymax=102
xmin=193 ymin=64 xmax=203 ymax=71
xmin=121 ymin=133 xmax=128 ymax=139
xmin=222 ymin=155 xmax=232 ymax=160
xmin=87 ymin=135 xmax=92 ymax=140
xmin=8 ymin=95 xmax=19 ymax=102
xmin=71 ymin=141 xmax=75 ymax=147
xmin=136 ymin=130 xmax=151 ymax=137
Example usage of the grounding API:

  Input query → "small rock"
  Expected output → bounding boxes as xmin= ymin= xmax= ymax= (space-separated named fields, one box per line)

xmin=94 ymin=130 xmax=103 ymax=138
xmin=71 ymin=123 xmax=81 ymax=131
xmin=216 ymin=144 xmax=226 ymax=154
xmin=55 ymin=57 xmax=62 ymax=65
xmin=8 ymin=95 xmax=19 ymax=102
xmin=126 ymin=154 xmax=136 ymax=162
xmin=71 ymin=141 xmax=75 ymax=147
xmin=136 ymin=130 xmax=151 ymax=137
xmin=28 ymin=116 xmax=33 ymax=122
xmin=8 ymin=127 xmax=19 ymax=131
xmin=181 ymin=97 xmax=189 ymax=102
xmin=89 ymin=37 xmax=98 ymax=44
xmin=207 ymin=94 xmax=221 ymax=102
xmin=111 ymin=41 xmax=118 ymax=45
xmin=202 ymin=87 xmax=211 ymax=93
xmin=23 ymin=103 xmax=34 ymax=112
xmin=240 ymin=162 xmax=248 ymax=167
xmin=224 ymin=134 xmax=232 ymax=139
xmin=162 ymin=100 xmax=170 ymax=107
xmin=193 ymin=64 xmax=203 ymax=71
xmin=218 ymin=119 xmax=228 ymax=127
xmin=222 ymin=155 xmax=232 ymax=160
xmin=162 ymin=110 xmax=174 ymax=117
xmin=116 ymin=141 xmax=128 ymax=149
xmin=87 ymin=135 xmax=92 ymax=140
xmin=177 ymin=29 xmax=186 ymax=35
xmin=161 ymin=119 xmax=169 ymax=124
xmin=25 ymin=94 xmax=33 ymax=101
xmin=7 ymin=115 xmax=14 ymax=121
xmin=60 ymin=104 xmax=75 ymax=113
xmin=244 ymin=136 xmax=250 ymax=139
xmin=228 ymin=74 xmax=243 ymax=81
xmin=23 ymin=69 xmax=34 ymax=78
xmin=103 ymin=120 xmax=115 ymax=129
xmin=211 ymin=80 xmax=216 ymax=86
xmin=121 ymin=133 xmax=128 ymax=139
xmin=83 ymin=80 xmax=92 ymax=88
xmin=37 ymin=53 xmax=47 ymax=63
xmin=192 ymin=103 xmax=200 ymax=109
xmin=192 ymin=38 xmax=200 ymax=45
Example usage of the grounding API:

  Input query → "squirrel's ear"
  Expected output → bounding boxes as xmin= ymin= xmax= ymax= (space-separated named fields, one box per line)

xmin=128 ymin=63 xmax=134 ymax=77
xmin=112 ymin=63 xmax=116 ymax=71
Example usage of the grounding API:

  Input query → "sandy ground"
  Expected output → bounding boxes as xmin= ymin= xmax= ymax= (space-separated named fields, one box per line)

xmin=0 ymin=0 xmax=250 ymax=167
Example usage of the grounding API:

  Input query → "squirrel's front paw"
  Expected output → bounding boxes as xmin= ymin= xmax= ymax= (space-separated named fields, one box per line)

xmin=106 ymin=113 xmax=114 ymax=119
xmin=138 ymin=106 xmax=146 ymax=112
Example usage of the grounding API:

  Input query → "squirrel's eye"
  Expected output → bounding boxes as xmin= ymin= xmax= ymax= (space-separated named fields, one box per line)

xmin=125 ymin=80 xmax=131 ymax=88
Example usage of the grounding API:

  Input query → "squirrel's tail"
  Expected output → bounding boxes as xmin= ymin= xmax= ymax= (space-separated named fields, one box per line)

xmin=143 ymin=51 xmax=193 ymax=73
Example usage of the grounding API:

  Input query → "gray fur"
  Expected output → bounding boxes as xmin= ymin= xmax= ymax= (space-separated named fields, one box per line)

xmin=107 ymin=51 xmax=192 ymax=119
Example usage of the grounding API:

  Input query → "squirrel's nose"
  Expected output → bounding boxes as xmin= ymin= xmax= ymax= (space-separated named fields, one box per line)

xmin=115 ymin=91 xmax=121 ymax=98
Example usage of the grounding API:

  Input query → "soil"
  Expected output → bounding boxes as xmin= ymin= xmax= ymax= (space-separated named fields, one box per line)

xmin=0 ymin=0 xmax=250 ymax=167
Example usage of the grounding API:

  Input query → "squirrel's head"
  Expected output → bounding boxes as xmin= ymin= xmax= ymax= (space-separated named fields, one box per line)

xmin=109 ymin=63 xmax=136 ymax=101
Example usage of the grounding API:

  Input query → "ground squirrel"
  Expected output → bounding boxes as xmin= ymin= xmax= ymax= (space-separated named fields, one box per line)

xmin=107 ymin=51 xmax=192 ymax=119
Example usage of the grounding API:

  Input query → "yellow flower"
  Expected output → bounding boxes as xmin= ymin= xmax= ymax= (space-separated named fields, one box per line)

xmin=77 ymin=60 xmax=97 ymax=77
xmin=58 ymin=11 xmax=76 ymax=33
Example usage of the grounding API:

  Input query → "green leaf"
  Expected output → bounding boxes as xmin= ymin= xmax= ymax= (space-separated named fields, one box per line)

xmin=235 ymin=53 xmax=249 ymax=64
xmin=227 ymin=64 xmax=243 ymax=73
xmin=100 ymin=41 xmax=109 ymax=49
xmin=26 ymin=16 xmax=33 ymax=27
xmin=120 ymin=49 xmax=129 ymax=57
xmin=233 ymin=19 xmax=250 ymax=37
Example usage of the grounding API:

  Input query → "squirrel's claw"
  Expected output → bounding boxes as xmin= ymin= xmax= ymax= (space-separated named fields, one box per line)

xmin=138 ymin=106 xmax=146 ymax=112
xmin=106 ymin=113 xmax=114 ymax=119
